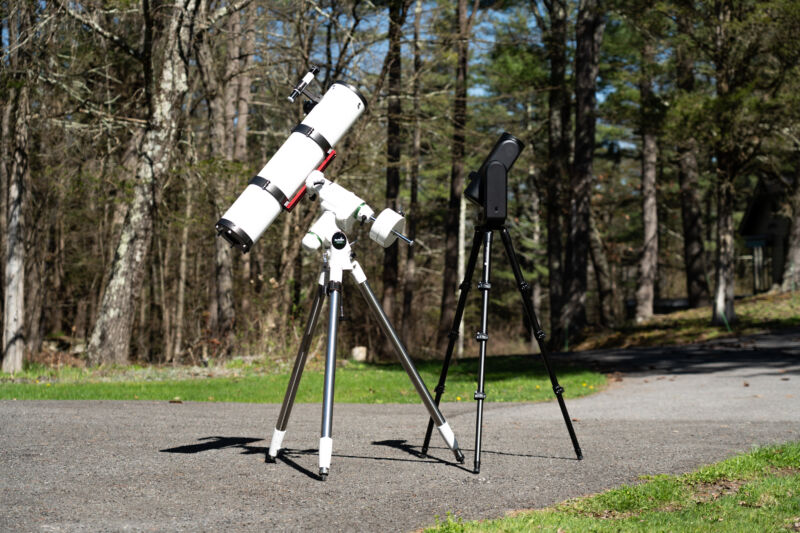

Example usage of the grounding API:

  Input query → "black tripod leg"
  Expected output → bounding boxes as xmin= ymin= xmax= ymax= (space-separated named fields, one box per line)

xmin=499 ymin=227 xmax=583 ymax=460
xmin=354 ymin=272 xmax=464 ymax=464
xmin=268 ymin=272 xmax=327 ymax=462
xmin=319 ymin=281 xmax=342 ymax=480
xmin=421 ymin=227 xmax=483 ymax=456
xmin=473 ymin=230 xmax=493 ymax=474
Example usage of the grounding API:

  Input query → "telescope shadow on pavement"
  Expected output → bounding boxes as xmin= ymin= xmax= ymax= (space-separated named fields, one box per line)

xmin=373 ymin=439 xmax=577 ymax=467
xmin=158 ymin=436 xmax=468 ymax=479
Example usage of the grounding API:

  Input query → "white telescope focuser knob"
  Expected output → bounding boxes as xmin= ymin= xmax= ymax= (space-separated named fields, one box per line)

xmin=370 ymin=209 xmax=405 ymax=248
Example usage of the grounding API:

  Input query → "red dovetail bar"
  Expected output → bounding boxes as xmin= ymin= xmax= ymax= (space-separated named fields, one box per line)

xmin=282 ymin=150 xmax=337 ymax=212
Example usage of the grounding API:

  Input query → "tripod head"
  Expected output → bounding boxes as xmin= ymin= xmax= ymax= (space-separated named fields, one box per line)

xmin=464 ymin=132 xmax=525 ymax=228
xmin=302 ymin=170 xmax=412 ymax=251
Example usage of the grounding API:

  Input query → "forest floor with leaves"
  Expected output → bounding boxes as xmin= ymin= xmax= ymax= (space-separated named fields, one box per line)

xmin=574 ymin=291 xmax=800 ymax=352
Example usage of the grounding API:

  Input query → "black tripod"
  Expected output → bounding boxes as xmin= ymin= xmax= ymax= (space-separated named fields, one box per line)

xmin=421 ymin=223 xmax=583 ymax=473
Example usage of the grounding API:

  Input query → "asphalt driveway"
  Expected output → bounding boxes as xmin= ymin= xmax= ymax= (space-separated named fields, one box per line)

xmin=1 ymin=329 xmax=799 ymax=532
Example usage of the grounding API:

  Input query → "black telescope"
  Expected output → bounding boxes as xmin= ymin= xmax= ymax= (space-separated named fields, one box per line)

xmin=464 ymin=132 xmax=524 ymax=228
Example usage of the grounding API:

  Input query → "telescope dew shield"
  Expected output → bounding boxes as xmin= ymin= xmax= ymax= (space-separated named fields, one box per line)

xmin=216 ymin=82 xmax=368 ymax=253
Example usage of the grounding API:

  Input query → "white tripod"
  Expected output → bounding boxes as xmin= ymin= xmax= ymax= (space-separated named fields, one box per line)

xmin=267 ymin=171 xmax=464 ymax=480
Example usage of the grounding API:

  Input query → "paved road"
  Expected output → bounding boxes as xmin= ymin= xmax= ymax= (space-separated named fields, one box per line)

xmin=1 ymin=330 xmax=799 ymax=532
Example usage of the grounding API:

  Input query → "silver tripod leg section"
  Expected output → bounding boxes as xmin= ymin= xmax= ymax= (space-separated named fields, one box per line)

xmin=354 ymin=272 xmax=464 ymax=463
xmin=269 ymin=272 xmax=327 ymax=461
xmin=319 ymin=283 xmax=342 ymax=480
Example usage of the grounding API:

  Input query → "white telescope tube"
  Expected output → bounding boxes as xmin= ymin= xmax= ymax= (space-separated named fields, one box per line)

xmin=216 ymin=82 xmax=367 ymax=252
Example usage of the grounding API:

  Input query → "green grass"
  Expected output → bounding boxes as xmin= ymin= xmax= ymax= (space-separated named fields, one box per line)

xmin=575 ymin=291 xmax=800 ymax=351
xmin=425 ymin=442 xmax=800 ymax=532
xmin=0 ymin=355 xmax=604 ymax=404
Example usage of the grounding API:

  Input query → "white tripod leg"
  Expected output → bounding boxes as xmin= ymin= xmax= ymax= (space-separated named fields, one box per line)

xmin=269 ymin=270 xmax=328 ymax=461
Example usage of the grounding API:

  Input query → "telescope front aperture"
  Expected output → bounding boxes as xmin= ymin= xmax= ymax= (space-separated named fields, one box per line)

xmin=215 ymin=218 xmax=254 ymax=253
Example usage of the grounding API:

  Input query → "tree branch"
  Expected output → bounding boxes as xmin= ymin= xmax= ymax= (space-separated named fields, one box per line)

xmin=199 ymin=0 xmax=254 ymax=31
xmin=54 ymin=0 xmax=143 ymax=62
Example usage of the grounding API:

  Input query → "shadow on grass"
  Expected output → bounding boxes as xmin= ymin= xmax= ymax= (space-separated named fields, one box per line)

xmin=370 ymin=354 xmax=591 ymax=385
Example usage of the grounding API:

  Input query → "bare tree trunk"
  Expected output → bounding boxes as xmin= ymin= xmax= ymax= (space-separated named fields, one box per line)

xmin=782 ymin=165 xmax=800 ymax=292
xmin=173 ymin=181 xmax=192 ymax=361
xmin=712 ymin=171 xmax=736 ymax=324
xmin=87 ymin=0 xmax=200 ymax=365
xmin=675 ymin=13 xmax=710 ymax=308
xmin=401 ymin=0 xmax=422 ymax=343
xmin=635 ymin=42 xmax=658 ymax=323
xmin=381 ymin=0 xmax=408 ymax=346
xmin=3 ymin=83 xmax=28 ymax=374
xmin=233 ymin=10 xmax=253 ymax=162
xmin=678 ymin=138 xmax=710 ymax=306
xmin=195 ymin=13 xmax=237 ymax=354
xmin=710 ymin=3 xmax=736 ymax=326
xmin=589 ymin=209 xmax=615 ymax=327
xmin=533 ymin=0 xmax=570 ymax=344
xmin=437 ymin=0 xmax=478 ymax=350
xmin=562 ymin=0 xmax=605 ymax=345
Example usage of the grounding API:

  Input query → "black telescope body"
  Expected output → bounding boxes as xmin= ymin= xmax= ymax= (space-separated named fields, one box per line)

xmin=464 ymin=132 xmax=524 ymax=228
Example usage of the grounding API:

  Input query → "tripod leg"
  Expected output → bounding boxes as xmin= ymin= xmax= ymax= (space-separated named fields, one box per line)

xmin=268 ymin=272 xmax=327 ymax=462
xmin=499 ymin=227 xmax=583 ymax=460
xmin=421 ymin=227 xmax=483 ymax=455
xmin=473 ymin=230 xmax=493 ymax=474
xmin=318 ymin=281 xmax=342 ymax=480
xmin=352 ymin=266 xmax=464 ymax=464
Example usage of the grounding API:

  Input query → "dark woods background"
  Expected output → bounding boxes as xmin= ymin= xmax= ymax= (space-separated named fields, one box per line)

xmin=1 ymin=0 xmax=800 ymax=371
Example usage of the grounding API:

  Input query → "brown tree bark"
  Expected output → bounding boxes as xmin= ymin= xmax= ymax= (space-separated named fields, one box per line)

xmin=561 ymin=0 xmax=605 ymax=346
xmin=675 ymin=12 xmax=710 ymax=308
xmin=381 ymin=0 xmax=409 ymax=341
xmin=437 ymin=0 xmax=479 ymax=350
xmin=2 ymin=4 xmax=32 ymax=374
xmin=87 ymin=0 xmax=206 ymax=364
xmin=531 ymin=0 xmax=570 ymax=344
xmin=589 ymin=209 xmax=615 ymax=327
xmin=635 ymin=42 xmax=658 ymax=323
xmin=401 ymin=0 xmax=422 ymax=342
xmin=194 ymin=8 xmax=237 ymax=353
xmin=3 ymin=84 xmax=28 ymax=374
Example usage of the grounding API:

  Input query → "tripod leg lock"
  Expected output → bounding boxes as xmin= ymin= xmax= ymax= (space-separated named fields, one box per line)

xmin=434 ymin=384 xmax=446 ymax=395
xmin=518 ymin=281 xmax=531 ymax=294
xmin=553 ymin=385 xmax=564 ymax=395
xmin=448 ymin=329 xmax=460 ymax=340
xmin=473 ymin=391 xmax=486 ymax=400
xmin=477 ymin=281 xmax=491 ymax=290
xmin=326 ymin=281 xmax=342 ymax=294
xmin=535 ymin=330 xmax=546 ymax=341
xmin=475 ymin=332 xmax=488 ymax=342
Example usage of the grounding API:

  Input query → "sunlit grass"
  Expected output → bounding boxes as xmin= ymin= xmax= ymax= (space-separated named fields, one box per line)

xmin=425 ymin=441 xmax=800 ymax=532
xmin=575 ymin=291 xmax=800 ymax=351
xmin=0 ymin=354 xmax=605 ymax=404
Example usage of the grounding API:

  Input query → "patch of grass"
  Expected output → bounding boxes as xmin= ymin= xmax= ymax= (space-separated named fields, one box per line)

xmin=575 ymin=291 xmax=800 ymax=351
xmin=425 ymin=441 xmax=800 ymax=532
xmin=0 ymin=354 xmax=604 ymax=404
